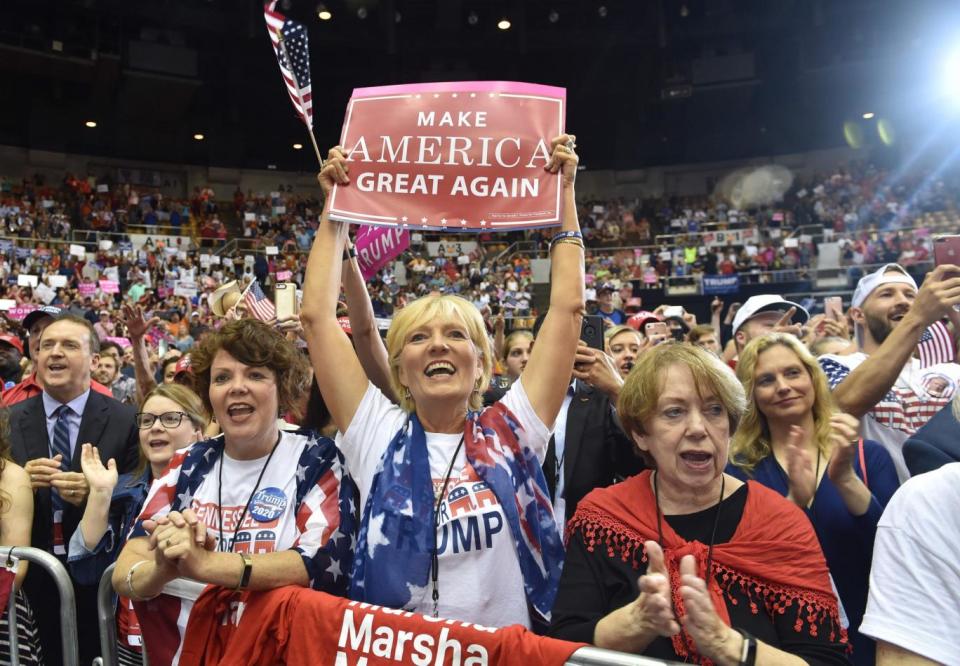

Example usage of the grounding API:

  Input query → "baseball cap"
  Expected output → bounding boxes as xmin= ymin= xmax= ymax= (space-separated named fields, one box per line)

xmin=597 ymin=282 xmax=617 ymax=293
xmin=732 ymin=294 xmax=809 ymax=334
xmin=627 ymin=311 xmax=662 ymax=332
xmin=337 ymin=316 xmax=353 ymax=336
xmin=851 ymin=263 xmax=918 ymax=308
xmin=22 ymin=306 xmax=61 ymax=332
xmin=0 ymin=335 xmax=24 ymax=355
xmin=174 ymin=355 xmax=192 ymax=378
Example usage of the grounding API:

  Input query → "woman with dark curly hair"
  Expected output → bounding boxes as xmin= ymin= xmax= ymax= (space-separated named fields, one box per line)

xmin=112 ymin=319 xmax=356 ymax=666
xmin=0 ymin=407 xmax=43 ymax=664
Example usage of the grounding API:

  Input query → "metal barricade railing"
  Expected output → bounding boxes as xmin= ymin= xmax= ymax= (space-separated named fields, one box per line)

xmin=0 ymin=546 xmax=78 ymax=666
xmin=566 ymin=647 xmax=683 ymax=666
xmin=95 ymin=564 xmax=206 ymax=666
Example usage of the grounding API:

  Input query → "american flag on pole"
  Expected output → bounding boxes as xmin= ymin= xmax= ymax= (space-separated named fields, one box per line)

xmin=243 ymin=280 xmax=277 ymax=322
xmin=918 ymin=320 xmax=956 ymax=367
xmin=264 ymin=1 xmax=313 ymax=130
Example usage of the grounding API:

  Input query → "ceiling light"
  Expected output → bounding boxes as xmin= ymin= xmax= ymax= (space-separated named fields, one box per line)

xmin=267 ymin=164 xmax=278 ymax=170
xmin=293 ymin=143 xmax=303 ymax=150
xmin=357 ymin=7 xmax=367 ymax=19
xmin=467 ymin=11 xmax=479 ymax=26
xmin=862 ymin=112 xmax=875 ymax=119
xmin=317 ymin=4 xmax=332 ymax=20
xmin=193 ymin=133 xmax=205 ymax=141
xmin=84 ymin=120 xmax=97 ymax=128
xmin=497 ymin=18 xmax=511 ymax=30
xmin=598 ymin=6 xmax=608 ymax=18
xmin=548 ymin=10 xmax=559 ymax=23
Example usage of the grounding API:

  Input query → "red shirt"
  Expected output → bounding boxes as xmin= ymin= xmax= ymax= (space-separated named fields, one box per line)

xmin=2 ymin=373 xmax=114 ymax=407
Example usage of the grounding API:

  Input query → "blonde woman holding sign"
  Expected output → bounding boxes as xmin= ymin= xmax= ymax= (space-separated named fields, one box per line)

xmin=301 ymin=135 xmax=584 ymax=628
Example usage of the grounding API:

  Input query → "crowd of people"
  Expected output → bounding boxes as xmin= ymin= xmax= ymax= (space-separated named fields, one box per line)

xmin=0 ymin=139 xmax=953 ymax=666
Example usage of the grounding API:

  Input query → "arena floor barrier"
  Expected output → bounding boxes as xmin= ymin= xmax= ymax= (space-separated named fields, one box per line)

xmin=0 ymin=546 xmax=78 ymax=666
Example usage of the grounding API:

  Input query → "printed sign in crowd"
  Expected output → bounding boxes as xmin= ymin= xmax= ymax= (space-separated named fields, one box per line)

xmin=329 ymin=81 xmax=567 ymax=233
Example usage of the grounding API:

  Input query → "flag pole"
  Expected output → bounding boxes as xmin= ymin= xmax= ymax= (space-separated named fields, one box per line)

xmin=277 ymin=32 xmax=324 ymax=169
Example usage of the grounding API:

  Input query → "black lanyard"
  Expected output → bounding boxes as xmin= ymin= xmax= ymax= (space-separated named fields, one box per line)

xmin=217 ymin=435 xmax=280 ymax=553
xmin=654 ymin=470 xmax=725 ymax=663
xmin=431 ymin=434 xmax=465 ymax=617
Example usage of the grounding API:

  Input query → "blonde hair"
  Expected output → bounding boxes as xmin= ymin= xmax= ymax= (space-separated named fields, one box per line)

xmin=605 ymin=325 xmax=642 ymax=351
xmin=131 ymin=383 xmax=209 ymax=480
xmin=618 ymin=343 xmax=745 ymax=466
xmin=730 ymin=333 xmax=836 ymax=474
xmin=386 ymin=294 xmax=492 ymax=412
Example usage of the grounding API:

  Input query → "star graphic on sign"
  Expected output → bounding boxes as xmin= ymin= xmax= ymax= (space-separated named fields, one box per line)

xmin=440 ymin=218 xmax=447 ymax=224
xmin=421 ymin=217 xmax=427 ymax=223
xmin=401 ymin=216 xmax=408 ymax=222
xmin=460 ymin=219 xmax=467 ymax=225
xmin=480 ymin=220 xmax=487 ymax=226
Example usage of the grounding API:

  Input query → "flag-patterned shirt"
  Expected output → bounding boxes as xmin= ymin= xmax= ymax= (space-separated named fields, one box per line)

xmin=129 ymin=430 xmax=356 ymax=666
xmin=820 ymin=352 xmax=960 ymax=482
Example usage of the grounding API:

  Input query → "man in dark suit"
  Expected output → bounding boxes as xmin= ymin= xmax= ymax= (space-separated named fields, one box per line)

xmin=541 ymin=341 xmax=644 ymax=528
xmin=10 ymin=314 xmax=139 ymax=666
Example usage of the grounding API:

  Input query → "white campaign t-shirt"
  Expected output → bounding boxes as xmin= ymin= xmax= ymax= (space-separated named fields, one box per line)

xmin=820 ymin=352 xmax=960 ymax=481
xmin=860 ymin=463 xmax=960 ymax=664
xmin=340 ymin=379 xmax=552 ymax=629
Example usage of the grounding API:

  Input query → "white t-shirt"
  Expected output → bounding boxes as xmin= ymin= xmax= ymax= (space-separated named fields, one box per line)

xmin=340 ymin=380 xmax=551 ymax=629
xmin=860 ymin=463 xmax=960 ymax=664
xmin=820 ymin=352 xmax=960 ymax=481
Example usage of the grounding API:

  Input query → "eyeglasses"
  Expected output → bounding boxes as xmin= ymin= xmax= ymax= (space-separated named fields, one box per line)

xmin=136 ymin=411 xmax=190 ymax=429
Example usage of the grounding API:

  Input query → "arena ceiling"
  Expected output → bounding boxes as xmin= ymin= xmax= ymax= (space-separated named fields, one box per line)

xmin=0 ymin=0 xmax=957 ymax=172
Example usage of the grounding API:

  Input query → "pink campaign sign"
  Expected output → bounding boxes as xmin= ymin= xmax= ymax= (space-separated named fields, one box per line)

xmin=354 ymin=227 xmax=410 ymax=280
xmin=329 ymin=81 xmax=566 ymax=232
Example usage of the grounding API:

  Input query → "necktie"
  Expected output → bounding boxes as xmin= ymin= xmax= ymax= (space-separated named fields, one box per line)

xmin=50 ymin=405 xmax=72 ymax=556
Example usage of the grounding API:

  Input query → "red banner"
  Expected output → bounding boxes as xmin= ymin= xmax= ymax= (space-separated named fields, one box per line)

xmin=354 ymin=226 xmax=410 ymax=280
xmin=180 ymin=586 xmax=583 ymax=666
xmin=329 ymin=81 xmax=566 ymax=233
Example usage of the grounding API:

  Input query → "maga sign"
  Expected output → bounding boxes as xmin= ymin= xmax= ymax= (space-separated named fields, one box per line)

xmin=329 ymin=81 xmax=566 ymax=232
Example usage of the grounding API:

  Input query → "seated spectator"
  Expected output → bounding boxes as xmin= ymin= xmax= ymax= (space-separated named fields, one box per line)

xmin=859 ymin=462 xmax=960 ymax=665
xmin=730 ymin=333 xmax=899 ymax=664
xmin=69 ymin=384 xmax=206 ymax=664
xmin=112 ymin=319 xmax=355 ymax=664
xmin=549 ymin=343 xmax=849 ymax=663
xmin=819 ymin=264 xmax=960 ymax=481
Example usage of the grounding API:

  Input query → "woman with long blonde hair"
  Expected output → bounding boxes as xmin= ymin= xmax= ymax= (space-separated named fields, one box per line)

xmin=729 ymin=333 xmax=899 ymax=665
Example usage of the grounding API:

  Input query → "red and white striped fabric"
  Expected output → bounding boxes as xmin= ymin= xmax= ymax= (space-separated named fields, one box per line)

xmin=918 ymin=320 xmax=956 ymax=368
xmin=263 ymin=1 xmax=314 ymax=129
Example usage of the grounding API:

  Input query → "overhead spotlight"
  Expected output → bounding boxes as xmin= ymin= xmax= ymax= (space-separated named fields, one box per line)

xmin=267 ymin=164 xmax=278 ymax=170
xmin=357 ymin=7 xmax=367 ymax=19
xmin=193 ymin=133 xmax=205 ymax=141
xmin=548 ymin=9 xmax=559 ymax=23
xmin=84 ymin=120 xmax=97 ymax=128
xmin=598 ymin=6 xmax=608 ymax=18
xmin=316 ymin=4 xmax=332 ymax=20
xmin=862 ymin=112 xmax=875 ymax=119
xmin=942 ymin=47 xmax=960 ymax=107
xmin=293 ymin=143 xmax=303 ymax=150
xmin=467 ymin=11 xmax=478 ymax=26
xmin=497 ymin=18 xmax=511 ymax=30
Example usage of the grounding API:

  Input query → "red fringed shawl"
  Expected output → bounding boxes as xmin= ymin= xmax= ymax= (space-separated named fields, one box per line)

xmin=568 ymin=470 xmax=847 ymax=664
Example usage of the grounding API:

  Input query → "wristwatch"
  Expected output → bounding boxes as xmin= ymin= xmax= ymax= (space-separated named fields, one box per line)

xmin=236 ymin=553 xmax=253 ymax=591
xmin=737 ymin=628 xmax=757 ymax=666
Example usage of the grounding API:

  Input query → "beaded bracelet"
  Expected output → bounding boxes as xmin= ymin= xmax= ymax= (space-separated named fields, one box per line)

xmin=551 ymin=230 xmax=583 ymax=245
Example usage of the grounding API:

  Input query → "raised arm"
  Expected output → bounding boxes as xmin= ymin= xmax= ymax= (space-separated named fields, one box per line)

xmin=342 ymin=239 xmax=395 ymax=401
xmin=121 ymin=303 xmax=159 ymax=402
xmin=833 ymin=265 xmax=960 ymax=417
xmin=521 ymin=134 xmax=586 ymax=427
xmin=299 ymin=147 xmax=372 ymax=433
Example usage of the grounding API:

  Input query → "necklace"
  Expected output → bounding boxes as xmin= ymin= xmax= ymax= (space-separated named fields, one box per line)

xmin=431 ymin=433 xmax=465 ymax=617
xmin=654 ymin=470 xmax=726 ymax=662
xmin=217 ymin=434 xmax=281 ymax=553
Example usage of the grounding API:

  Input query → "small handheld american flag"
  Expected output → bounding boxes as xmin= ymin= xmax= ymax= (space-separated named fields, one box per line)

xmin=264 ymin=1 xmax=323 ymax=164
xmin=918 ymin=320 xmax=956 ymax=367
xmin=243 ymin=280 xmax=277 ymax=322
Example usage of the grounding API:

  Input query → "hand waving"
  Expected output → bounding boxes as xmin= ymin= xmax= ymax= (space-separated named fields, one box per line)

xmin=121 ymin=303 xmax=161 ymax=341
xmin=79 ymin=443 xmax=118 ymax=495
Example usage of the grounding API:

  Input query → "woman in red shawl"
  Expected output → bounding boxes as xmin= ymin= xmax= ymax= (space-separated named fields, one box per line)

xmin=550 ymin=343 xmax=850 ymax=665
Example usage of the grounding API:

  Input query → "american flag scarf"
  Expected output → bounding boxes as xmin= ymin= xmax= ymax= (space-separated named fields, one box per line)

xmin=350 ymin=404 xmax=564 ymax=622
